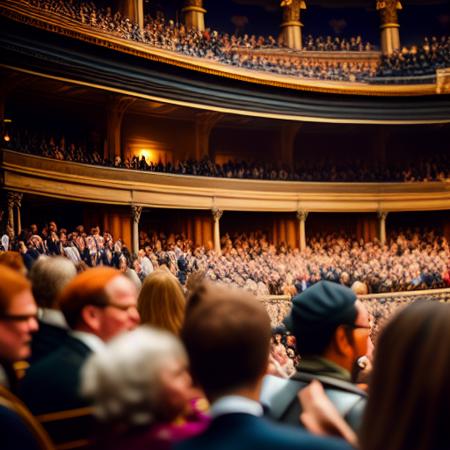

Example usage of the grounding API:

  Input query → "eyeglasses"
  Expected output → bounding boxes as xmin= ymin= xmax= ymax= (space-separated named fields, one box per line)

xmin=0 ymin=313 xmax=38 ymax=322
xmin=104 ymin=302 xmax=138 ymax=313
xmin=349 ymin=324 xmax=371 ymax=330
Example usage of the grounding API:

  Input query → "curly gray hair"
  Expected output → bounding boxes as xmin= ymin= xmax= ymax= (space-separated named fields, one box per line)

xmin=81 ymin=326 xmax=187 ymax=426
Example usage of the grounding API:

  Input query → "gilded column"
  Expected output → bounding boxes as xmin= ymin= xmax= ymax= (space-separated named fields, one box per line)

xmin=182 ymin=0 xmax=207 ymax=31
xmin=376 ymin=0 xmax=402 ymax=54
xmin=7 ymin=191 xmax=15 ymax=236
xmin=377 ymin=211 xmax=388 ymax=245
xmin=14 ymin=192 xmax=23 ymax=236
xmin=212 ymin=208 xmax=223 ymax=255
xmin=117 ymin=0 xmax=144 ymax=29
xmin=131 ymin=205 xmax=143 ymax=255
xmin=280 ymin=0 xmax=306 ymax=50
xmin=297 ymin=210 xmax=308 ymax=252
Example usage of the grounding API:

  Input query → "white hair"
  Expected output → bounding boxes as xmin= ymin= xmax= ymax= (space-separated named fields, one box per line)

xmin=81 ymin=326 xmax=187 ymax=426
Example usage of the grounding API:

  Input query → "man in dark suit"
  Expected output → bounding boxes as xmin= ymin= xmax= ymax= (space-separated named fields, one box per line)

xmin=28 ymin=256 xmax=77 ymax=364
xmin=19 ymin=267 xmax=140 ymax=415
xmin=177 ymin=285 xmax=351 ymax=450
xmin=261 ymin=281 xmax=370 ymax=432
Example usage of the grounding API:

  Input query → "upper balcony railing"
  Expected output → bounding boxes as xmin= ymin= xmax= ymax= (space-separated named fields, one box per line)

xmin=2 ymin=149 xmax=449 ymax=213
xmin=1 ymin=0 xmax=448 ymax=97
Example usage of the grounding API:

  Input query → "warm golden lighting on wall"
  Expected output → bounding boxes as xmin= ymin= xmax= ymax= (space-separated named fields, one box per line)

xmin=139 ymin=149 xmax=152 ymax=161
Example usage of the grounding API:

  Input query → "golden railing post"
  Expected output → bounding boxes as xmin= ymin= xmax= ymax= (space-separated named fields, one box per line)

xmin=280 ymin=0 xmax=306 ymax=50
xmin=376 ymin=0 xmax=402 ymax=55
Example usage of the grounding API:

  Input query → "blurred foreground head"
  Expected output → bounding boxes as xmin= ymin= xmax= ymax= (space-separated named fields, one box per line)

xmin=0 ymin=265 xmax=38 ymax=361
xmin=360 ymin=301 xmax=450 ymax=450
xmin=182 ymin=285 xmax=272 ymax=401
xmin=58 ymin=267 xmax=140 ymax=340
xmin=82 ymin=326 xmax=191 ymax=426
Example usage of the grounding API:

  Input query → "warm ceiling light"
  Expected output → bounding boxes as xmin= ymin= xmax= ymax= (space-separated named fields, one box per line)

xmin=3 ymin=134 xmax=10 ymax=142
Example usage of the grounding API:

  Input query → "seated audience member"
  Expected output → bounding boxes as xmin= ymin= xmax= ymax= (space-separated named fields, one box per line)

xmin=177 ymin=286 xmax=352 ymax=450
xmin=299 ymin=300 xmax=450 ymax=450
xmin=0 ymin=251 xmax=28 ymax=276
xmin=81 ymin=326 xmax=209 ymax=450
xmin=0 ymin=266 xmax=42 ymax=450
xmin=138 ymin=269 xmax=185 ymax=335
xmin=19 ymin=267 xmax=140 ymax=415
xmin=261 ymin=281 xmax=369 ymax=431
xmin=28 ymin=256 xmax=77 ymax=364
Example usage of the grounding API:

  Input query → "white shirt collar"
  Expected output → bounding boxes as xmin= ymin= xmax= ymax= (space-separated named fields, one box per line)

xmin=39 ymin=308 xmax=68 ymax=329
xmin=210 ymin=395 xmax=263 ymax=418
xmin=70 ymin=331 xmax=105 ymax=353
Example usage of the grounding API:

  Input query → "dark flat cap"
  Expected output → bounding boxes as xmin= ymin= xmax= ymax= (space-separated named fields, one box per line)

xmin=284 ymin=281 xmax=357 ymax=335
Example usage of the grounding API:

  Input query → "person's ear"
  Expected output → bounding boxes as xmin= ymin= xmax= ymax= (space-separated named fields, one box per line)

xmin=332 ymin=325 xmax=353 ymax=356
xmin=80 ymin=305 xmax=102 ymax=332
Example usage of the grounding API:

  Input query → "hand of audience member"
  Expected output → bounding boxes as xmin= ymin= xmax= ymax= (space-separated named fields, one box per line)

xmin=298 ymin=380 xmax=358 ymax=447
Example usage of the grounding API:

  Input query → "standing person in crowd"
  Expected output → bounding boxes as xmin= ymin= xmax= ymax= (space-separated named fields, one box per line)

xmin=138 ymin=269 xmax=185 ymax=335
xmin=178 ymin=285 xmax=352 ymax=450
xmin=19 ymin=267 xmax=140 ymax=415
xmin=298 ymin=300 xmax=450 ymax=450
xmin=28 ymin=256 xmax=77 ymax=364
xmin=0 ymin=266 xmax=42 ymax=450
xmin=261 ymin=281 xmax=369 ymax=432
xmin=81 ymin=326 xmax=209 ymax=450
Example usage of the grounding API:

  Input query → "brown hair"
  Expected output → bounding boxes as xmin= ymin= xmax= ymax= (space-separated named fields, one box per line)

xmin=359 ymin=301 xmax=450 ymax=450
xmin=0 ymin=265 xmax=31 ymax=316
xmin=138 ymin=269 xmax=185 ymax=335
xmin=58 ymin=267 xmax=120 ymax=329
xmin=181 ymin=286 xmax=272 ymax=400
xmin=0 ymin=252 xmax=26 ymax=274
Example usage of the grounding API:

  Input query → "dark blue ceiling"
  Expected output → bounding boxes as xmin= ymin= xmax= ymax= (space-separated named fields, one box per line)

xmin=150 ymin=0 xmax=449 ymax=47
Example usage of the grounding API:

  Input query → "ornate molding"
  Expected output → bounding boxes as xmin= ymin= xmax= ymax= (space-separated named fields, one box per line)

xmin=296 ymin=210 xmax=309 ymax=221
xmin=212 ymin=208 xmax=223 ymax=221
xmin=7 ymin=190 xmax=22 ymax=208
xmin=2 ymin=151 xmax=450 ymax=214
xmin=0 ymin=0 xmax=440 ymax=100
xmin=131 ymin=204 xmax=142 ymax=223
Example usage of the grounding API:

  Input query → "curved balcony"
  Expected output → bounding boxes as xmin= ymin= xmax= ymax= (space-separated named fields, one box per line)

xmin=2 ymin=150 xmax=449 ymax=213
xmin=1 ymin=1 xmax=450 ymax=124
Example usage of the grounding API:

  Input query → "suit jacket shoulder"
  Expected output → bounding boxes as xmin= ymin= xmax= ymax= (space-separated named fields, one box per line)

xmin=175 ymin=413 xmax=352 ymax=450
xmin=29 ymin=320 xmax=69 ymax=365
xmin=19 ymin=335 xmax=92 ymax=414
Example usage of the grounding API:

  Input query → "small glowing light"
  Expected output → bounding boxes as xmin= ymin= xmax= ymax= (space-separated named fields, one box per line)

xmin=3 ymin=134 xmax=10 ymax=142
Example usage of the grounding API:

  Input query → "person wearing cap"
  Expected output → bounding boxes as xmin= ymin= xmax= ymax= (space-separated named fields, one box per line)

xmin=260 ymin=280 xmax=370 ymax=432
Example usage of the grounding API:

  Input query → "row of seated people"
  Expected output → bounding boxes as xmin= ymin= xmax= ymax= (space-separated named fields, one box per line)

xmin=24 ymin=0 xmax=449 ymax=82
xmin=5 ymin=130 xmax=450 ymax=182
xmin=3 ymin=220 xmax=449 ymax=296
xmin=375 ymin=36 xmax=450 ymax=81
xmin=0 ymin=254 xmax=449 ymax=450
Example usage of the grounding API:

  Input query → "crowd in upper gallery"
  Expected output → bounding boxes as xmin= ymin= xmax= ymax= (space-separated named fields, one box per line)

xmin=5 ymin=129 xmax=450 ymax=182
xmin=25 ymin=0 xmax=450 ymax=82
xmin=2 ymin=222 xmax=449 ymax=296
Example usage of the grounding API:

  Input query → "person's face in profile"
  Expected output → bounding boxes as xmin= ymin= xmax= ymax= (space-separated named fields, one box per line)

xmin=156 ymin=356 xmax=192 ymax=422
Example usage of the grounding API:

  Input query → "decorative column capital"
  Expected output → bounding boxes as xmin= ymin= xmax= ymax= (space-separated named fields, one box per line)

xmin=7 ymin=191 xmax=22 ymax=208
xmin=212 ymin=208 xmax=223 ymax=222
xmin=296 ymin=210 xmax=308 ymax=221
xmin=377 ymin=211 xmax=389 ymax=221
xmin=376 ymin=0 xmax=401 ymax=26
xmin=131 ymin=205 xmax=143 ymax=224
xmin=281 ymin=0 xmax=306 ymax=23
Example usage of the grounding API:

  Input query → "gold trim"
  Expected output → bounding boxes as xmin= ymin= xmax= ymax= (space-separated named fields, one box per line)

xmin=0 ymin=1 xmax=438 ymax=98
xmin=280 ymin=21 xmax=302 ymax=27
xmin=380 ymin=23 xmax=400 ymax=30
xmin=3 ymin=65 xmax=449 ymax=125
xmin=181 ymin=6 xmax=207 ymax=13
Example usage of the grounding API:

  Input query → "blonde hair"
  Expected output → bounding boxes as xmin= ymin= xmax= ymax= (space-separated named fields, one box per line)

xmin=138 ymin=269 xmax=185 ymax=335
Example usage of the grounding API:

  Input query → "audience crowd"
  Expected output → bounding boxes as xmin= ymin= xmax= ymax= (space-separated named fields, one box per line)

xmin=3 ymin=218 xmax=449 ymax=297
xmin=6 ymin=129 xmax=450 ymax=182
xmin=376 ymin=36 xmax=450 ymax=80
xmin=24 ymin=0 xmax=449 ymax=83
